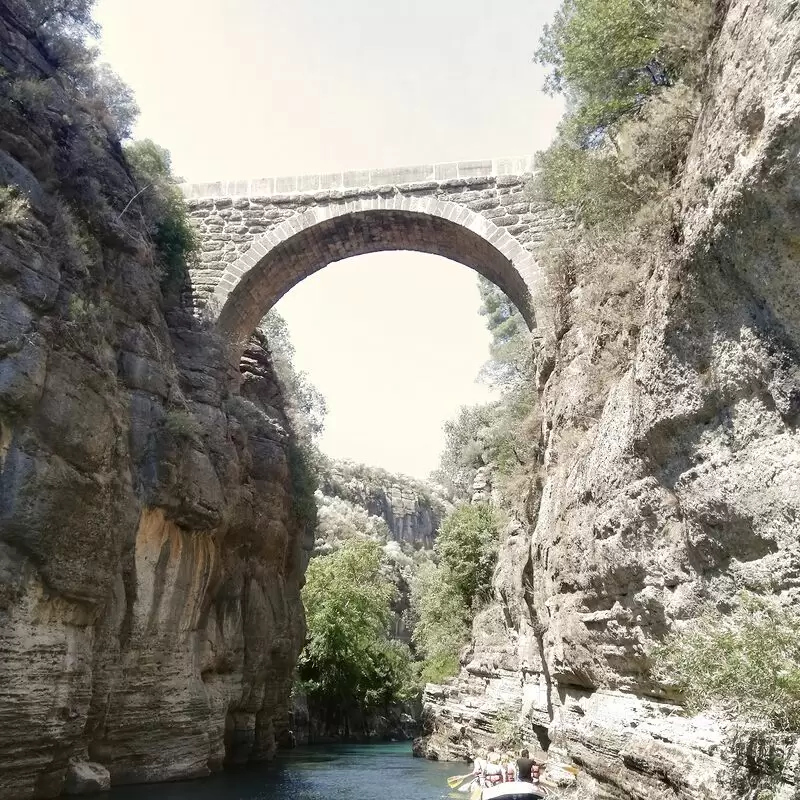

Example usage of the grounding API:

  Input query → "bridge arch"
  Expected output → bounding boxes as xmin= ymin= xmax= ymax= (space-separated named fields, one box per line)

xmin=208 ymin=196 xmax=548 ymax=354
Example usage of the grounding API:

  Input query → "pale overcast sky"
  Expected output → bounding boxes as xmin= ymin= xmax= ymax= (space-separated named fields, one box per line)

xmin=95 ymin=0 xmax=564 ymax=478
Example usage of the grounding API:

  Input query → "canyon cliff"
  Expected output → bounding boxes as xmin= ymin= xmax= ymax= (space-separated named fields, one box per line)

xmin=0 ymin=4 xmax=310 ymax=797
xmin=318 ymin=460 xmax=445 ymax=551
xmin=2 ymin=0 xmax=800 ymax=797
xmin=415 ymin=1 xmax=800 ymax=798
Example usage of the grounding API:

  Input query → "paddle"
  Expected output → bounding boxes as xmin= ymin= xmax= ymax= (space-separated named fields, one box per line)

xmin=447 ymin=773 xmax=473 ymax=789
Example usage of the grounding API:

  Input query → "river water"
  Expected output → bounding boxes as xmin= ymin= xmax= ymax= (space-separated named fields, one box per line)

xmin=101 ymin=743 xmax=462 ymax=800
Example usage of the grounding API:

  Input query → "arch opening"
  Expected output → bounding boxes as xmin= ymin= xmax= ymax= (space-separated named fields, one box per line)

xmin=211 ymin=201 xmax=541 ymax=355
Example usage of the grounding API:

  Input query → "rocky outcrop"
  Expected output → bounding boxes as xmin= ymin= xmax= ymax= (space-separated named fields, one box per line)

xmin=0 ymin=5 xmax=310 ymax=797
xmin=416 ymin=1 xmax=800 ymax=798
xmin=320 ymin=460 xmax=446 ymax=549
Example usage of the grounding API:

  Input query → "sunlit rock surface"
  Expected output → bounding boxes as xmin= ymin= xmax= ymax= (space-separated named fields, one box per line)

xmin=0 ymin=5 xmax=309 ymax=796
xmin=416 ymin=1 xmax=800 ymax=798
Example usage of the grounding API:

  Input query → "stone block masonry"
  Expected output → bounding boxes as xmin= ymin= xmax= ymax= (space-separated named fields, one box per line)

xmin=182 ymin=156 xmax=565 ymax=354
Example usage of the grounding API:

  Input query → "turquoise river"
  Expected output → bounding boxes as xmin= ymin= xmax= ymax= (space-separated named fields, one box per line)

xmin=99 ymin=743 xmax=463 ymax=800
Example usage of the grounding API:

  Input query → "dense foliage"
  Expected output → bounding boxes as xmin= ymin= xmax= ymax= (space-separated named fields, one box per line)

xmin=433 ymin=279 xmax=540 ymax=504
xmin=534 ymin=0 xmax=716 ymax=225
xmin=537 ymin=0 xmax=670 ymax=138
xmin=298 ymin=540 xmax=414 ymax=722
xmin=652 ymin=595 xmax=800 ymax=732
xmin=435 ymin=504 xmax=500 ymax=610
xmin=314 ymin=491 xmax=391 ymax=553
xmin=409 ymin=561 xmax=470 ymax=683
xmin=478 ymin=277 xmax=528 ymax=388
xmin=260 ymin=311 xmax=327 ymax=444
xmin=410 ymin=504 xmax=500 ymax=683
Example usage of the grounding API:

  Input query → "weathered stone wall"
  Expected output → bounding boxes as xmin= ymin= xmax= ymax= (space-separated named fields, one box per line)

xmin=182 ymin=163 xmax=564 ymax=349
xmin=415 ymin=1 xmax=800 ymax=799
xmin=0 ymin=5 xmax=310 ymax=797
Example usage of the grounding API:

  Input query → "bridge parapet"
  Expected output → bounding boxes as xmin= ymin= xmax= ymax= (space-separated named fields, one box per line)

xmin=181 ymin=155 xmax=535 ymax=200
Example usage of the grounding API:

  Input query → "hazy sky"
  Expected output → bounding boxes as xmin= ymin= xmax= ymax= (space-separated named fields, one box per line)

xmin=95 ymin=0 xmax=564 ymax=478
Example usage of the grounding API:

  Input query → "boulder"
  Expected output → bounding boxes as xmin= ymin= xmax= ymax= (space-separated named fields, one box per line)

xmin=63 ymin=762 xmax=110 ymax=795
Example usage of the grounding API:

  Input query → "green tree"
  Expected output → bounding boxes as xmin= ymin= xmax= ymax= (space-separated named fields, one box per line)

xmin=533 ymin=0 xmax=715 ymax=222
xmin=536 ymin=0 xmax=670 ymax=139
xmin=435 ymin=503 xmax=500 ymax=610
xmin=652 ymin=594 xmax=800 ymax=731
xmin=410 ymin=561 xmax=470 ymax=683
xmin=477 ymin=278 xmax=529 ymax=388
xmin=432 ymin=404 xmax=493 ymax=500
xmin=298 ymin=540 xmax=414 ymax=724
xmin=259 ymin=310 xmax=327 ymax=444
xmin=26 ymin=0 xmax=100 ymax=81
xmin=28 ymin=0 xmax=99 ymax=36
xmin=82 ymin=62 xmax=139 ymax=139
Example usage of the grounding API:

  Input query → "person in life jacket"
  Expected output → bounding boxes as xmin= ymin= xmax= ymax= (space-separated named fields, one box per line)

xmin=503 ymin=752 xmax=516 ymax=783
xmin=483 ymin=747 xmax=504 ymax=786
xmin=470 ymin=748 xmax=487 ymax=787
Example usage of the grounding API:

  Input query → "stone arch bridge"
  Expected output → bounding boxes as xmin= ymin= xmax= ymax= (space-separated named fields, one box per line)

xmin=183 ymin=156 xmax=561 ymax=355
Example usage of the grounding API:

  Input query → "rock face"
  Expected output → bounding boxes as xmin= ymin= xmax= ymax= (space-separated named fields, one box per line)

xmin=291 ymin=691 xmax=419 ymax=746
xmin=416 ymin=1 xmax=800 ymax=798
xmin=0 ymin=5 xmax=310 ymax=798
xmin=62 ymin=763 xmax=110 ymax=796
xmin=320 ymin=461 xmax=446 ymax=549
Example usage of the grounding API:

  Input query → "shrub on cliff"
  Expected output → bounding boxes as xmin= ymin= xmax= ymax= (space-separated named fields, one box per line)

xmin=260 ymin=310 xmax=327 ymax=444
xmin=478 ymin=277 xmax=529 ymax=388
xmin=123 ymin=139 xmax=197 ymax=294
xmin=433 ymin=404 xmax=493 ymax=500
xmin=434 ymin=280 xmax=541 ymax=505
xmin=652 ymin=594 xmax=800 ymax=732
xmin=24 ymin=0 xmax=139 ymax=140
xmin=298 ymin=540 xmax=415 ymax=719
xmin=536 ymin=0 xmax=670 ymax=138
xmin=81 ymin=62 xmax=140 ymax=139
xmin=27 ymin=0 xmax=99 ymax=75
xmin=534 ymin=0 xmax=716 ymax=223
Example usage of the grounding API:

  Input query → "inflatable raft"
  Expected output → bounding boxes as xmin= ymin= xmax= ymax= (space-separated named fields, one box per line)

xmin=469 ymin=781 xmax=547 ymax=799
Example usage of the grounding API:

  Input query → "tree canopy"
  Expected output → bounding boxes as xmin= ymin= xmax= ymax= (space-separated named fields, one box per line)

xmin=435 ymin=503 xmax=500 ymax=610
xmin=533 ymin=0 xmax=715 ymax=223
xmin=298 ymin=540 xmax=414 ymax=720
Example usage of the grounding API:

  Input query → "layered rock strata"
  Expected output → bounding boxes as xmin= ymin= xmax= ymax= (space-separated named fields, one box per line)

xmin=0 ymin=5 xmax=310 ymax=797
xmin=416 ymin=1 xmax=800 ymax=798
xmin=319 ymin=461 xmax=445 ymax=549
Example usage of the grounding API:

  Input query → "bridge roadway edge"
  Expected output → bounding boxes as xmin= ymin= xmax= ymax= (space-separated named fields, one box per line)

xmin=180 ymin=156 xmax=536 ymax=200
